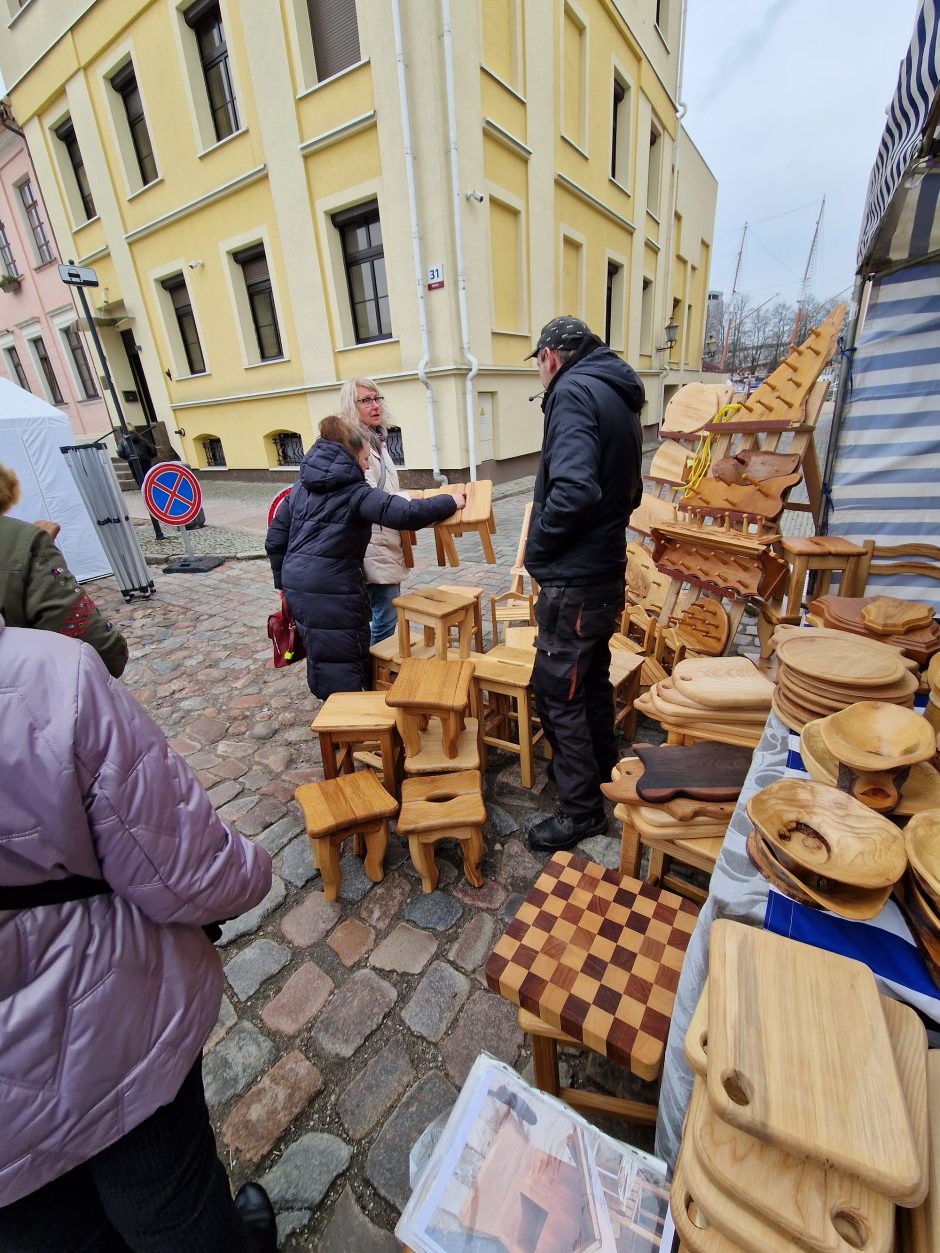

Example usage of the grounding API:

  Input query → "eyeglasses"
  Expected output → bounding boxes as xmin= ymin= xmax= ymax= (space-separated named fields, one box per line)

xmin=356 ymin=395 xmax=384 ymax=405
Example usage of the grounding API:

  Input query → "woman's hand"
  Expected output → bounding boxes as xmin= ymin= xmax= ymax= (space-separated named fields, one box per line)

xmin=451 ymin=491 xmax=466 ymax=509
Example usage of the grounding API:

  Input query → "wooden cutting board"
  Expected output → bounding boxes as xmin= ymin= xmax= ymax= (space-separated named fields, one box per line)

xmin=672 ymin=656 xmax=774 ymax=710
xmin=634 ymin=744 xmax=753 ymax=800
xmin=671 ymin=1150 xmax=747 ymax=1253
xmin=781 ymin=662 xmax=920 ymax=705
xmin=661 ymin=381 xmax=734 ymax=436
xmin=630 ymin=808 xmax=729 ymax=842
xmin=776 ymin=633 xmax=906 ymax=688
xmin=706 ymin=920 xmax=923 ymax=1200
xmin=647 ymin=684 xmax=769 ymax=724
xmin=711 ymin=449 xmax=801 ymax=485
xmin=897 ymin=1048 xmax=940 ymax=1253
xmin=861 ymin=595 xmax=935 ymax=636
xmin=772 ymin=623 xmax=921 ymax=672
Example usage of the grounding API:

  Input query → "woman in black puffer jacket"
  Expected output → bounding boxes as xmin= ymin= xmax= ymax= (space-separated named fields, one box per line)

xmin=266 ymin=417 xmax=463 ymax=699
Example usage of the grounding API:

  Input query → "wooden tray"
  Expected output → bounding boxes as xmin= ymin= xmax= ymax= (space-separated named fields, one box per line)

xmin=775 ymin=633 xmax=906 ymax=688
xmin=772 ymin=624 xmax=921 ymax=672
xmin=634 ymin=744 xmax=753 ymax=802
xmin=671 ymin=656 xmax=774 ymax=710
xmin=706 ymin=920 xmax=922 ymax=1200
xmin=781 ymin=662 xmax=919 ymax=705
xmin=746 ymin=778 xmax=906 ymax=888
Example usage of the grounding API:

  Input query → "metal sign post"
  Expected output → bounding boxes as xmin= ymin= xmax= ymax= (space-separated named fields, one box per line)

xmin=142 ymin=463 xmax=223 ymax=574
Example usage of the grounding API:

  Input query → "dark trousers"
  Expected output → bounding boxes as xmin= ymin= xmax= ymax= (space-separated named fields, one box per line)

xmin=0 ymin=1060 xmax=246 ymax=1253
xmin=531 ymin=583 xmax=624 ymax=820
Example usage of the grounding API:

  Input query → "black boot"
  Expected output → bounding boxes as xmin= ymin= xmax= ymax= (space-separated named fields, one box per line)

xmin=235 ymin=1182 xmax=277 ymax=1253
xmin=528 ymin=807 xmax=607 ymax=852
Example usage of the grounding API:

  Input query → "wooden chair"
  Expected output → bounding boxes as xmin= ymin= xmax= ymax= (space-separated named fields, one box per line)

xmin=396 ymin=769 xmax=486 ymax=892
xmin=491 ymin=502 xmax=539 ymax=644
xmin=310 ymin=691 xmax=402 ymax=800
xmin=850 ymin=539 xmax=940 ymax=597
xmin=295 ymin=771 xmax=398 ymax=901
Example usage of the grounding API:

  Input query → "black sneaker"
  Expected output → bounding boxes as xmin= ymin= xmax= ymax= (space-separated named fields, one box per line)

xmin=234 ymin=1182 xmax=277 ymax=1253
xmin=528 ymin=807 xmax=608 ymax=852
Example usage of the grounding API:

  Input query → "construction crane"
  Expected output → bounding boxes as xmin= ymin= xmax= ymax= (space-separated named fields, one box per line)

xmin=719 ymin=222 xmax=747 ymax=372
xmin=789 ymin=198 xmax=825 ymax=352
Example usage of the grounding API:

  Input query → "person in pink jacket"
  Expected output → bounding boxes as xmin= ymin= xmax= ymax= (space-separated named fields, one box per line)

xmin=0 ymin=614 xmax=275 ymax=1250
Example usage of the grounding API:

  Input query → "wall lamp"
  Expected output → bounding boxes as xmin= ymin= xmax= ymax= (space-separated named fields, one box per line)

xmin=657 ymin=317 xmax=679 ymax=351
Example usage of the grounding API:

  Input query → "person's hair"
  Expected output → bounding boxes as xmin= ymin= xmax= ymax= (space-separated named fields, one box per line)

xmin=0 ymin=463 xmax=20 ymax=516
xmin=319 ymin=414 xmax=367 ymax=457
xmin=338 ymin=377 xmax=387 ymax=429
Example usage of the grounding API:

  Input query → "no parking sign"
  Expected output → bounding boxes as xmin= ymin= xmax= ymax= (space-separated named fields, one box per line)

xmin=142 ymin=463 xmax=203 ymax=528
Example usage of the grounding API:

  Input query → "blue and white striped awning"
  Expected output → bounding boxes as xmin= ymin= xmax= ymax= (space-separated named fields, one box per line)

xmin=828 ymin=261 xmax=940 ymax=612
xmin=857 ymin=0 xmax=940 ymax=272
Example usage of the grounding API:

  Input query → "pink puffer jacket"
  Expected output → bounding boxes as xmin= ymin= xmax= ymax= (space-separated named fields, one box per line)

xmin=0 ymin=617 xmax=272 ymax=1205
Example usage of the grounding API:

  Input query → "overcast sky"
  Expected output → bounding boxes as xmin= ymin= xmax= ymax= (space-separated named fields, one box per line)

xmin=682 ymin=0 xmax=921 ymax=310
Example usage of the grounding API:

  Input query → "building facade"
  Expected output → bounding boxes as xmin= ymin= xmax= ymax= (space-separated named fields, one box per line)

xmin=0 ymin=0 xmax=716 ymax=481
xmin=0 ymin=106 xmax=110 ymax=436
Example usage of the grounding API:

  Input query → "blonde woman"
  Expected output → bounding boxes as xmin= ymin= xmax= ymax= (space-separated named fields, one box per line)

xmin=339 ymin=377 xmax=407 ymax=644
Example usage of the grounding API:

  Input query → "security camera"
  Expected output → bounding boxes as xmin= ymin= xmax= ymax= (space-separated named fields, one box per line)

xmin=465 ymin=190 xmax=484 ymax=203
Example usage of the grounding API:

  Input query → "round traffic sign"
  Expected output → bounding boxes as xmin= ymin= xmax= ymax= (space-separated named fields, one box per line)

xmin=142 ymin=462 xmax=203 ymax=527
xmin=268 ymin=487 xmax=291 ymax=527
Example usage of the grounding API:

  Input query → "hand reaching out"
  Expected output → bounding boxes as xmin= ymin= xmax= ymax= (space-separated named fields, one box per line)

xmin=451 ymin=491 xmax=466 ymax=509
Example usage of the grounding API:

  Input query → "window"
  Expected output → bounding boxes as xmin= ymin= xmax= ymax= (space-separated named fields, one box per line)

xmin=605 ymin=261 xmax=624 ymax=347
xmin=184 ymin=1 xmax=239 ymax=142
xmin=0 ymin=221 xmax=18 ymax=277
xmin=562 ymin=4 xmax=586 ymax=147
xmin=54 ymin=119 xmax=96 ymax=220
xmin=17 ymin=179 xmax=54 ymax=265
xmin=64 ymin=326 xmax=99 ymax=398
xmin=161 ymin=273 xmax=206 ymax=374
xmin=202 ymin=435 xmax=226 ymax=466
xmin=332 ymin=202 xmax=391 ymax=343
xmin=647 ymin=123 xmax=662 ymax=214
xmin=111 ymin=63 xmax=157 ymax=187
xmin=655 ymin=0 xmax=670 ymax=34
xmin=273 ymin=431 xmax=304 ymax=466
xmin=307 ymin=0 xmax=360 ymax=81
xmin=5 ymin=346 xmax=29 ymax=390
xmin=233 ymin=244 xmax=283 ymax=360
xmin=31 ymin=336 xmax=63 ymax=403
xmin=386 ymin=426 xmax=405 ymax=466
xmin=611 ymin=76 xmax=630 ymax=184
xmin=640 ymin=277 xmax=654 ymax=355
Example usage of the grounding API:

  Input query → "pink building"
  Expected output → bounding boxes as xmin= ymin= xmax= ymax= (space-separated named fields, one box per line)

xmin=0 ymin=110 xmax=110 ymax=437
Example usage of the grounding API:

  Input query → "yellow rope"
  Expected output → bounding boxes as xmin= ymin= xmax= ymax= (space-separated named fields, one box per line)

xmin=680 ymin=403 xmax=741 ymax=499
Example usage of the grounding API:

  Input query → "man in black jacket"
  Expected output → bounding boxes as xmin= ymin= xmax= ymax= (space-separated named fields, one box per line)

xmin=524 ymin=317 xmax=644 ymax=851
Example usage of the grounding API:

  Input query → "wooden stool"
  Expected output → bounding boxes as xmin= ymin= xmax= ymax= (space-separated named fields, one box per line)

xmin=417 ymin=480 xmax=496 ymax=565
xmin=757 ymin=535 xmax=867 ymax=657
xmin=310 ymin=691 xmax=402 ymax=800
xmin=610 ymin=648 xmax=643 ymax=739
xmin=467 ymin=644 xmax=543 ymax=789
xmin=615 ymin=804 xmax=720 ymax=906
xmin=485 ymin=851 xmax=698 ymax=1120
xmin=369 ymin=633 xmax=433 ymax=690
xmin=394 ymin=588 xmax=477 ymax=660
xmin=397 ymin=769 xmax=486 ymax=892
xmin=294 ymin=771 xmax=398 ymax=901
xmin=386 ymin=656 xmax=474 ymax=760
xmin=439 ymin=584 xmax=484 ymax=652
xmin=402 ymin=719 xmax=481 ymax=774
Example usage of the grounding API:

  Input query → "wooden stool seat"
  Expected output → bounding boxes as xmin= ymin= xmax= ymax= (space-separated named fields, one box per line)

xmin=780 ymin=536 xmax=867 ymax=558
xmin=394 ymin=587 xmax=477 ymax=660
xmin=369 ymin=633 xmax=434 ymax=689
xmin=386 ymin=656 xmax=474 ymax=760
xmin=398 ymin=769 xmax=486 ymax=892
xmin=310 ymin=690 xmax=401 ymax=799
xmin=486 ymin=851 xmax=698 ymax=1117
xmin=295 ymin=771 xmax=398 ymax=901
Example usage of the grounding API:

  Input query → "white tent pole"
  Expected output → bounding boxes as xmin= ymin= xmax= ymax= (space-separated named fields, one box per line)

xmin=819 ymin=273 xmax=865 ymax=535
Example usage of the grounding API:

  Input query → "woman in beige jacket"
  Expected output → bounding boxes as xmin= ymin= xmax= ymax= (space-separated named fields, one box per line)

xmin=339 ymin=376 xmax=408 ymax=644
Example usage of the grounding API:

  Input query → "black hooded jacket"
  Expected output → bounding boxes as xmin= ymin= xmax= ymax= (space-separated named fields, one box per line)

xmin=265 ymin=438 xmax=457 ymax=697
xmin=525 ymin=342 xmax=644 ymax=586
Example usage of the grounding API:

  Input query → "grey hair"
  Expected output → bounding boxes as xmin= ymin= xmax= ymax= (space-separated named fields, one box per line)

xmin=338 ymin=376 xmax=388 ymax=431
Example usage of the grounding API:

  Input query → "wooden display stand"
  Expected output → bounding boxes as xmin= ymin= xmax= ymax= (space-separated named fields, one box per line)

xmin=397 ymin=769 xmax=486 ymax=892
xmin=294 ymin=771 xmax=398 ymax=901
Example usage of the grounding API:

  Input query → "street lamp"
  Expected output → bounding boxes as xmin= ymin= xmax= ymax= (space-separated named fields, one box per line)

xmin=657 ymin=317 xmax=679 ymax=352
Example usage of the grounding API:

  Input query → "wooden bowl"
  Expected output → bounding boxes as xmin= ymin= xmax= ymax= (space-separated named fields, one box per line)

xmin=799 ymin=719 xmax=838 ymax=785
xmin=746 ymin=829 xmax=892 ymax=920
xmin=747 ymin=778 xmax=907 ymax=888
xmin=818 ymin=701 xmax=936 ymax=773
xmin=904 ymin=809 xmax=940 ymax=902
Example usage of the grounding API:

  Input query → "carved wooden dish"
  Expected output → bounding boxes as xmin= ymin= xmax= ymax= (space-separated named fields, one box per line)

xmin=818 ymin=701 xmax=936 ymax=772
xmin=746 ymin=778 xmax=907 ymax=888
xmin=904 ymin=810 xmax=940 ymax=902
xmin=747 ymin=829 xmax=892 ymax=920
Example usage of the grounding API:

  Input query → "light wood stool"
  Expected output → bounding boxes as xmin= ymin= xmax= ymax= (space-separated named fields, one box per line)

xmin=386 ymin=656 xmax=474 ymax=761
xmin=757 ymin=535 xmax=867 ymax=657
xmin=393 ymin=588 xmax=477 ymax=660
xmin=416 ymin=480 xmax=496 ymax=565
xmin=610 ymin=649 xmax=644 ymax=739
xmin=439 ymin=584 xmax=484 ymax=652
xmin=294 ymin=771 xmax=398 ymax=901
xmin=397 ymin=769 xmax=486 ymax=892
xmin=310 ymin=691 xmax=402 ymax=800
xmin=466 ymin=644 xmax=544 ymax=789
xmin=615 ymin=804 xmax=720 ymax=906
xmin=368 ymin=633 xmax=434 ymax=690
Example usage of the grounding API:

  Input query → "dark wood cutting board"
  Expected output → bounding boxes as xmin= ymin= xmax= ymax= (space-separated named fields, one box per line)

xmin=634 ymin=742 xmax=753 ymax=801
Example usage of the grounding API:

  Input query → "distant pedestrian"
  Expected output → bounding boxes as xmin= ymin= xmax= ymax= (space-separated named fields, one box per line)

xmin=115 ymin=426 xmax=157 ymax=488
xmin=0 ymin=462 xmax=128 ymax=677
xmin=339 ymin=377 xmax=408 ymax=645
xmin=266 ymin=415 xmax=464 ymax=698
xmin=0 ymin=615 xmax=276 ymax=1251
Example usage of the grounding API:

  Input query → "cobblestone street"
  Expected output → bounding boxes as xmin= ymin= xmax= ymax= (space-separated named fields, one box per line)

xmin=90 ymin=479 xmax=724 ymax=1249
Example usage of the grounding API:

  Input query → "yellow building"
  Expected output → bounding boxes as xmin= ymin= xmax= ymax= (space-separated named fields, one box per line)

xmin=0 ymin=0 xmax=716 ymax=481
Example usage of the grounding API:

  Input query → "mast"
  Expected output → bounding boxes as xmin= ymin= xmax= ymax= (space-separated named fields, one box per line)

xmin=790 ymin=197 xmax=825 ymax=351
xmin=719 ymin=222 xmax=747 ymax=371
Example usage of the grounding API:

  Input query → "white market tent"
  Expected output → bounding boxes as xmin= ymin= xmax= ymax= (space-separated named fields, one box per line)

xmin=0 ymin=378 xmax=111 ymax=581
xmin=823 ymin=0 xmax=940 ymax=612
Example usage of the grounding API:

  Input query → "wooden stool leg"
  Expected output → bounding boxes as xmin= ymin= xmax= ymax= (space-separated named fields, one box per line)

xmin=757 ymin=603 xmax=779 ymax=660
xmin=352 ymin=831 xmax=365 ymax=857
xmin=397 ymin=609 xmax=412 ymax=658
xmin=313 ymin=836 xmax=341 ymax=901
xmin=619 ymin=814 xmax=642 ymax=878
xmin=409 ymin=835 xmax=439 ymax=893
xmin=461 ymin=826 xmax=485 ymax=888
xmin=317 ymin=732 xmax=339 ymax=780
xmin=529 ymin=1032 xmax=561 ymax=1096
xmin=645 ymin=844 xmax=665 ymax=886
xmin=457 ymin=614 xmax=472 ymax=659
xmin=362 ymin=821 xmax=387 ymax=884
xmin=478 ymin=523 xmax=496 ymax=564
xmin=379 ymin=733 xmax=400 ymax=801
xmin=517 ymin=687 xmax=534 ymax=788
xmin=396 ymin=710 xmax=423 ymax=757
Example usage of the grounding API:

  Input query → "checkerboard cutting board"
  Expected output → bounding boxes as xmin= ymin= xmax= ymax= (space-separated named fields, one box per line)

xmin=485 ymin=851 xmax=698 ymax=1081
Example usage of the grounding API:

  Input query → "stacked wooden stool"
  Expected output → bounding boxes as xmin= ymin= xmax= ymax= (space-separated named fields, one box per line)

xmin=393 ymin=587 xmax=477 ymax=660
xmin=310 ymin=690 xmax=402 ymax=799
xmin=294 ymin=770 xmax=398 ymax=901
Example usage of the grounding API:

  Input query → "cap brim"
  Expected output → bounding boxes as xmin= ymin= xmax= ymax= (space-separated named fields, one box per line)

xmin=524 ymin=348 xmax=538 ymax=361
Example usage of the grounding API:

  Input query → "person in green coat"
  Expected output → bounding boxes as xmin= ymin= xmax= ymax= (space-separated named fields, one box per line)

xmin=0 ymin=463 xmax=128 ymax=677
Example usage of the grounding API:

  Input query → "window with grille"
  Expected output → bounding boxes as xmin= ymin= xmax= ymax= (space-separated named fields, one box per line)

xmin=32 ymin=336 xmax=63 ymax=403
xmin=5 ymin=346 xmax=29 ymax=391
xmin=306 ymin=0 xmax=360 ymax=81
xmin=17 ymin=179 xmax=54 ymax=265
xmin=385 ymin=426 xmax=405 ymax=466
xmin=54 ymin=118 xmax=96 ymax=220
xmin=233 ymin=244 xmax=283 ymax=360
xmin=202 ymin=436 xmax=226 ymax=466
xmin=273 ymin=431 xmax=304 ymax=465
xmin=331 ymin=201 xmax=391 ymax=343
xmin=111 ymin=63 xmax=158 ymax=187
xmin=0 ymin=221 xmax=18 ymax=278
xmin=161 ymin=273 xmax=206 ymax=375
xmin=64 ymin=326 xmax=99 ymax=399
xmin=184 ymin=0 xmax=239 ymax=142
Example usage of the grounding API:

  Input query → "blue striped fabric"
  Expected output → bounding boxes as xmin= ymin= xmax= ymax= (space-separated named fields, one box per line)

xmin=828 ymin=263 xmax=940 ymax=612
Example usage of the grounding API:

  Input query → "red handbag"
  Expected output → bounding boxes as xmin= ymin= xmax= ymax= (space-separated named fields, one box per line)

xmin=267 ymin=592 xmax=305 ymax=668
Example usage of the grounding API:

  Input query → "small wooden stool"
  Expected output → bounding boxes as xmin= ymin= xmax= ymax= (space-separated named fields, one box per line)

xmin=393 ymin=588 xmax=477 ymax=660
xmin=369 ymin=633 xmax=434 ymax=690
xmin=294 ymin=772 xmax=398 ymax=901
xmin=439 ymin=584 xmax=484 ymax=652
xmin=402 ymin=719 xmax=481 ymax=774
xmin=397 ymin=769 xmax=486 ymax=892
xmin=418 ymin=480 xmax=496 ymax=565
xmin=610 ymin=648 xmax=643 ymax=738
xmin=615 ymin=804 xmax=720 ymax=906
xmin=386 ymin=656 xmax=474 ymax=760
xmin=310 ymin=691 xmax=402 ymax=799
xmin=757 ymin=535 xmax=868 ymax=657
xmin=468 ymin=645 xmax=543 ymax=789
xmin=485 ymin=851 xmax=698 ymax=1120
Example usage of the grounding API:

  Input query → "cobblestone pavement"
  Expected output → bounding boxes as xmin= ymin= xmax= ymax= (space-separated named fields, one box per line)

xmin=90 ymin=475 xmax=755 ymax=1249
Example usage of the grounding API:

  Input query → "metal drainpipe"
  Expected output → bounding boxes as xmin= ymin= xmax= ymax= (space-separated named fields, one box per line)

xmin=658 ymin=0 xmax=689 ymax=420
xmin=441 ymin=0 xmax=479 ymax=482
xmin=390 ymin=0 xmax=447 ymax=484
